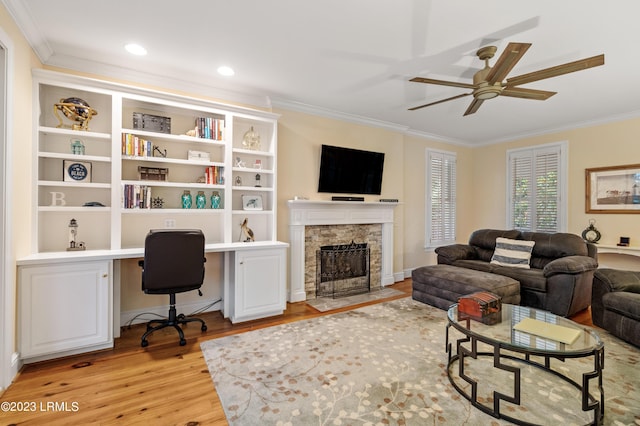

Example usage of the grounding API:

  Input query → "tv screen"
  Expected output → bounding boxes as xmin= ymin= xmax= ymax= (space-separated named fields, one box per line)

xmin=318 ymin=144 xmax=385 ymax=195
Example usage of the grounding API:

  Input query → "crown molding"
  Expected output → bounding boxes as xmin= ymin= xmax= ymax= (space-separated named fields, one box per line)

xmin=1 ymin=0 xmax=53 ymax=62
xmin=43 ymin=53 xmax=273 ymax=110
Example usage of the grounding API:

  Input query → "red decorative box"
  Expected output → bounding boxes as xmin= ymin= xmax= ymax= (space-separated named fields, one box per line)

xmin=458 ymin=291 xmax=502 ymax=325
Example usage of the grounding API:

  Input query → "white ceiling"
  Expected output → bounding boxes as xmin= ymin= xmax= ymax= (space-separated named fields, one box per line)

xmin=5 ymin=0 xmax=640 ymax=145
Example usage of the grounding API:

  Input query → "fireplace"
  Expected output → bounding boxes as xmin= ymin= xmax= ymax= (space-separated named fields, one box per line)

xmin=316 ymin=241 xmax=370 ymax=298
xmin=287 ymin=199 xmax=398 ymax=302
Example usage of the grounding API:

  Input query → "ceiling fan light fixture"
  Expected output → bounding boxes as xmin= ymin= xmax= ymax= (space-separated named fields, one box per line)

xmin=474 ymin=84 xmax=502 ymax=100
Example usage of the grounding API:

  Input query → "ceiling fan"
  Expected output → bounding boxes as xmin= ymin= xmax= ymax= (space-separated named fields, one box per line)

xmin=408 ymin=42 xmax=604 ymax=116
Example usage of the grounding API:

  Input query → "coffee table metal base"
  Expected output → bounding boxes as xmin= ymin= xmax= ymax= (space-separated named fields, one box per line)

xmin=445 ymin=317 xmax=604 ymax=426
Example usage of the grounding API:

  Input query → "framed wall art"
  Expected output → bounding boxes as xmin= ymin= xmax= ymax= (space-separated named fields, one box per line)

xmin=585 ymin=163 xmax=640 ymax=213
xmin=242 ymin=195 xmax=263 ymax=210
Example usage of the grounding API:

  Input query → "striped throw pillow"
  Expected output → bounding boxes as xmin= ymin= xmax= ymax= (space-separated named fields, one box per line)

xmin=490 ymin=237 xmax=535 ymax=269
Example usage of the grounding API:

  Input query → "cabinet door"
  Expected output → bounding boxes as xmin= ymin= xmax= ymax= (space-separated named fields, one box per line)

xmin=233 ymin=248 xmax=286 ymax=322
xmin=19 ymin=260 xmax=113 ymax=360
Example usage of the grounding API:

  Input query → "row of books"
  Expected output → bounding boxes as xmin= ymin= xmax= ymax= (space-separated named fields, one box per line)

xmin=122 ymin=184 xmax=152 ymax=209
xmin=195 ymin=117 xmax=225 ymax=140
xmin=205 ymin=166 xmax=225 ymax=185
xmin=122 ymin=133 xmax=153 ymax=157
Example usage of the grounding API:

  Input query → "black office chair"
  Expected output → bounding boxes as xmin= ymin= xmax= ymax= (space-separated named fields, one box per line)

xmin=139 ymin=229 xmax=208 ymax=347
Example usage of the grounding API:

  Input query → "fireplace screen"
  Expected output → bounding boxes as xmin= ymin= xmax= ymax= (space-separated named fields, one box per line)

xmin=316 ymin=241 xmax=370 ymax=298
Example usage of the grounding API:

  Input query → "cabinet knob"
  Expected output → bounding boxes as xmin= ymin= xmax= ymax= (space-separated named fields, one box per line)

xmin=102 ymin=273 xmax=108 ymax=278
xmin=239 ymin=261 xmax=244 ymax=265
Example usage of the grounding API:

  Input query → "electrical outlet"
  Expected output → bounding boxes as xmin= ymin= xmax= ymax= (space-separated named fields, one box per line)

xmin=164 ymin=219 xmax=176 ymax=228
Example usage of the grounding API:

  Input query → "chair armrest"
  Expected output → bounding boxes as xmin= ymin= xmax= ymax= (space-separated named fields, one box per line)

xmin=542 ymin=255 xmax=598 ymax=277
xmin=594 ymin=268 xmax=640 ymax=293
xmin=435 ymin=244 xmax=477 ymax=264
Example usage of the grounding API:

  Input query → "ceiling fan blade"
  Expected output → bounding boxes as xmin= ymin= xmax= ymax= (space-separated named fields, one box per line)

xmin=506 ymin=54 xmax=604 ymax=87
xmin=501 ymin=87 xmax=556 ymax=100
xmin=463 ymin=98 xmax=485 ymax=116
xmin=485 ymin=42 xmax=531 ymax=84
xmin=409 ymin=76 xmax=475 ymax=89
xmin=408 ymin=93 xmax=471 ymax=111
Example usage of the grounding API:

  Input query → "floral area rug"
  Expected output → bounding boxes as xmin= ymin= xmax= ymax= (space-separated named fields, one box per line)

xmin=201 ymin=298 xmax=639 ymax=425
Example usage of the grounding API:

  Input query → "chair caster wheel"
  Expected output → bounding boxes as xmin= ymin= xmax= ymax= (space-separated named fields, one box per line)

xmin=201 ymin=325 xmax=207 ymax=332
xmin=179 ymin=339 xmax=186 ymax=346
xmin=141 ymin=340 xmax=148 ymax=348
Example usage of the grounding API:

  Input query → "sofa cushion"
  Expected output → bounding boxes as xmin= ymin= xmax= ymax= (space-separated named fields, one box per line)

xmin=468 ymin=229 xmax=521 ymax=262
xmin=520 ymin=232 xmax=589 ymax=269
xmin=490 ymin=265 xmax=547 ymax=292
xmin=490 ymin=237 xmax=535 ymax=269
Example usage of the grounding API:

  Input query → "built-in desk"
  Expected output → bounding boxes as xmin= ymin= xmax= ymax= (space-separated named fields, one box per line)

xmin=17 ymin=241 xmax=288 ymax=363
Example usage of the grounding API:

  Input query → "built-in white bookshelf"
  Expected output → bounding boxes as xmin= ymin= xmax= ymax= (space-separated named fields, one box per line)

xmin=32 ymin=69 xmax=279 ymax=253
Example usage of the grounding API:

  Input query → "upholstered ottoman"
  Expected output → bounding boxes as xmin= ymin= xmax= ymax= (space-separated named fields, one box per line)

xmin=412 ymin=264 xmax=521 ymax=310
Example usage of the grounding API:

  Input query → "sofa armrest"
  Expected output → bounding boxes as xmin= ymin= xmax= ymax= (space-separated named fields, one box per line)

xmin=542 ymin=255 xmax=598 ymax=277
xmin=435 ymin=244 xmax=477 ymax=265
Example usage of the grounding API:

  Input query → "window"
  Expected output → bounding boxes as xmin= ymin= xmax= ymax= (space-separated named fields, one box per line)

xmin=426 ymin=149 xmax=456 ymax=247
xmin=507 ymin=142 xmax=567 ymax=233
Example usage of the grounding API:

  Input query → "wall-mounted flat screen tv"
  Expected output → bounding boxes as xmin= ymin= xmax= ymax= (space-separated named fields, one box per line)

xmin=317 ymin=144 xmax=385 ymax=195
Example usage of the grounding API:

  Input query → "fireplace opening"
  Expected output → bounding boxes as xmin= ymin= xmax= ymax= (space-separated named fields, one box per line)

xmin=316 ymin=241 xmax=370 ymax=298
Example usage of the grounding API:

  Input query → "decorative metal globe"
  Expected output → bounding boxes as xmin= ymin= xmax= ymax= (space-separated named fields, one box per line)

xmin=54 ymin=97 xmax=98 ymax=131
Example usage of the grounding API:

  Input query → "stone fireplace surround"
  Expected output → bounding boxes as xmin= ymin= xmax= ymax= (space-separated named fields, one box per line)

xmin=287 ymin=200 xmax=398 ymax=302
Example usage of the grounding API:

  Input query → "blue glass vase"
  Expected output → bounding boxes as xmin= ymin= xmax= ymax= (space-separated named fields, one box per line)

xmin=211 ymin=191 xmax=221 ymax=209
xmin=181 ymin=190 xmax=192 ymax=209
xmin=196 ymin=191 xmax=206 ymax=209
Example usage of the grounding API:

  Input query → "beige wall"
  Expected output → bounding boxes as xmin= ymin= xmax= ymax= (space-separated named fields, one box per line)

xmin=1 ymin=7 xmax=42 ymax=261
xmin=401 ymin=135 xmax=474 ymax=270
xmin=1 ymin=4 xmax=43 ymax=369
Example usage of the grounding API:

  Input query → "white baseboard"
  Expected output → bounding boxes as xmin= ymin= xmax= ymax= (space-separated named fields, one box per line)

xmin=120 ymin=298 xmax=222 ymax=327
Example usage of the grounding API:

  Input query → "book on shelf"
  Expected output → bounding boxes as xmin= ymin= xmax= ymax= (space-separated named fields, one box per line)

xmin=205 ymin=166 xmax=224 ymax=185
xmin=122 ymin=133 xmax=153 ymax=157
xmin=195 ymin=117 xmax=225 ymax=140
xmin=122 ymin=184 xmax=152 ymax=209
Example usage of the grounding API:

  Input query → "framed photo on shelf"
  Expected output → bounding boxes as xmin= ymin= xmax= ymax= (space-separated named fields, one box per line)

xmin=242 ymin=195 xmax=263 ymax=210
xmin=586 ymin=163 xmax=640 ymax=213
xmin=63 ymin=160 xmax=92 ymax=182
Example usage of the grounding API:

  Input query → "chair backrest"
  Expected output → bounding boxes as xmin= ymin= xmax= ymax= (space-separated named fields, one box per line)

xmin=142 ymin=229 xmax=205 ymax=294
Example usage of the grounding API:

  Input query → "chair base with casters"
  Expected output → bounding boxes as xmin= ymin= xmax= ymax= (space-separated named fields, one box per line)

xmin=140 ymin=293 xmax=208 ymax=347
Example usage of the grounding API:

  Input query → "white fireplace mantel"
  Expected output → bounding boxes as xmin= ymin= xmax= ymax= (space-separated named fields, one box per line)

xmin=287 ymin=199 xmax=398 ymax=302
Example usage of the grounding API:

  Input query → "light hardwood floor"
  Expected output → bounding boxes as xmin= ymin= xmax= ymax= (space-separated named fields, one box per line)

xmin=0 ymin=280 xmax=594 ymax=425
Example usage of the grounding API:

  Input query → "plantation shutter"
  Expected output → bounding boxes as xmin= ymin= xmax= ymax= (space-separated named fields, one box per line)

xmin=427 ymin=150 xmax=456 ymax=246
xmin=508 ymin=145 xmax=562 ymax=232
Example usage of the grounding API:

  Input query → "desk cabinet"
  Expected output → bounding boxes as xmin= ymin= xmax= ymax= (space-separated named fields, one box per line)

xmin=228 ymin=247 xmax=286 ymax=323
xmin=19 ymin=260 xmax=113 ymax=362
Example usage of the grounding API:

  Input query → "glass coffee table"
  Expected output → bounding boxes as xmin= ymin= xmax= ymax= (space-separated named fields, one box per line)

xmin=446 ymin=303 xmax=604 ymax=426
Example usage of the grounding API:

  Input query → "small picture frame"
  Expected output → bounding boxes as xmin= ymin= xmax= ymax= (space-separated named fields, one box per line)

xmin=242 ymin=195 xmax=263 ymax=210
xmin=63 ymin=160 xmax=92 ymax=182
